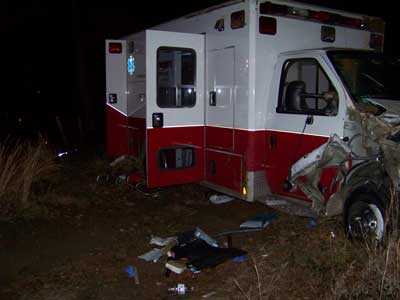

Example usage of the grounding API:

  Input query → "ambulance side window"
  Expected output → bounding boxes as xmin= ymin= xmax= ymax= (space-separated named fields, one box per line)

xmin=277 ymin=58 xmax=338 ymax=116
xmin=157 ymin=47 xmax=196 ymax=108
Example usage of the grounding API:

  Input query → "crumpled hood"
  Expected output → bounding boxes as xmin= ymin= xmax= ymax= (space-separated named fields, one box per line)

xmin=368 ymin=98 xmax=400 ymax=126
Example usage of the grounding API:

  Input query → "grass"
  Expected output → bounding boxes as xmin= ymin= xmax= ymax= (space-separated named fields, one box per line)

xmin=329 ymin=189 xmax=400 ymax=299
xmin=228 ymin=191 xmax=400 ymax=299
xmin=0 ymin=139 xmax=58 ymax=220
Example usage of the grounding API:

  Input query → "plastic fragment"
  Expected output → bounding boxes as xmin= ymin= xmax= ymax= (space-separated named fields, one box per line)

xmin=209 ymin=194 xmax=234 ymax=204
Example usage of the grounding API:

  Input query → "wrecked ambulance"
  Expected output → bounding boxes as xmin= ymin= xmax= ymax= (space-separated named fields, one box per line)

xmin=105 ymin=0 xmax=394 ymax=240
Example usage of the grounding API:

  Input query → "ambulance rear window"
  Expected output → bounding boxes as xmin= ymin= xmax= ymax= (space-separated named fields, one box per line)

xmin=157 ymin=47 xmax=196 ymax=108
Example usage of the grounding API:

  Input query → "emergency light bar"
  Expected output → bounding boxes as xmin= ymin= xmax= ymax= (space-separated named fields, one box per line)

xmin=259 ymin=1 xmax=384 ymax=34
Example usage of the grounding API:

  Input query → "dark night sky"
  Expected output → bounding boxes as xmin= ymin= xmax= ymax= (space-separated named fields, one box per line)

xmin=1 ymin=0 xmax=399 ymax=138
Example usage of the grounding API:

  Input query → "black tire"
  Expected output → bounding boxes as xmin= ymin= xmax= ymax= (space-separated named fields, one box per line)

xmin=345 ymin=192 xmax=385 ymax=242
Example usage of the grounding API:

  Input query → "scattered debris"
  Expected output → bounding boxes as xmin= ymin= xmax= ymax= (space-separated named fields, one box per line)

xmin=150 ymin=236 xmax=177 ymax=247
xmin=140 ymin=226 xmax=248 ymax=278
xmin=168 ymin=283 xmax=193 ymax=295
xmin=168 ymin=238 xmax=246 ymax=273
xmin=138 ymin=248 xmax=163 ymax=262
xmin=165 ymin=260 xmax=187 ymax=274
xmin=209 ymin=194 xmax=234 ymax=204
xmin=124 ymin=265 xmax=140 ymax=284
xmin=202 ymin=291 xmax=217 ymax=298
xmin=194 ymin=227 xmax=219 ymax=247
xmin=239 ymin=212 xmax=277 ymax=229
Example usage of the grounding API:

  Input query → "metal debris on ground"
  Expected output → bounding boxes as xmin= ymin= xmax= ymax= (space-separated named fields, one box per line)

xmin=150 ymin=236 xmax=177 ymax=247
xmin=209 ymin=194 xmax=235 ymax=204
xmin=239 ymin=212 xmax=278 ymax=229
xmin=138 ymin=248 xmax=163 ymax=262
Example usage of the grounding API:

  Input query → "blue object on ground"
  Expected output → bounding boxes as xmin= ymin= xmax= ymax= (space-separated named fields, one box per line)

xmin=307 ymin=218 xmax=317 ymax=229
xmin=124 ymin=265 xmax=136 ymax=278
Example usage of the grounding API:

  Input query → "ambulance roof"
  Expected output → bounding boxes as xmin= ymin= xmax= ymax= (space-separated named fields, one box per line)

xmin=181 ymin=0 xmax=378 ymax=21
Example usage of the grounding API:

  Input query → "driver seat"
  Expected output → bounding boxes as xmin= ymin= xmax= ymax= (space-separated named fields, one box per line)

xmin=285 ymin=81 xmax=308 ymax=111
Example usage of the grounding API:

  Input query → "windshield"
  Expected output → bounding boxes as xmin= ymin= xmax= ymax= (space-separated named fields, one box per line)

xmin=328 ymin=51 xmax=400 ymax=102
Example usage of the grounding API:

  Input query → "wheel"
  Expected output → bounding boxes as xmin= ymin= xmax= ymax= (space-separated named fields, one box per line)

xmin=345 ymin=193 xmax=385 ymax=242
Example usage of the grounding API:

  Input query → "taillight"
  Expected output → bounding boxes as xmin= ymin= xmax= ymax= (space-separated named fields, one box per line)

xmin=259 ymin=16 xmax=277 ymax=35
xmin=109 ymin=42 xmax=122 ymax=54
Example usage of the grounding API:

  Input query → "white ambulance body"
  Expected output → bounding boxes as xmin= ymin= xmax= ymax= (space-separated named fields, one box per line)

xmin=105 ymin=0 xmax=385 ymax=208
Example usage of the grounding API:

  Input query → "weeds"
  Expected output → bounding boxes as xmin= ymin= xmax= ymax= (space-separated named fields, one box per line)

xmin=0 ymin=139 xmax=58 ymax=220
xmin=230 ymin=190 xmax=400 ymax=299
xmin=330 ymin=188 xmax=400 ymax=299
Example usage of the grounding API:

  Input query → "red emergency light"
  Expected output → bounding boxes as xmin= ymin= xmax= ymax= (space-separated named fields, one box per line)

xmin=259 ymin=1 xmax=376 ymax=32
xmin=109 ymin=42 xmax=122 ymax=54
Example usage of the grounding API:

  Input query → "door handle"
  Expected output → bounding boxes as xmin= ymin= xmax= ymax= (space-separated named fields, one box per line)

xmin=152 ymin=113 xmax=163 ymax=128
xmin=269 ymin=134 xmax=277 ymax=150
xmin=209 ymin=91 xmax=216 ymax=106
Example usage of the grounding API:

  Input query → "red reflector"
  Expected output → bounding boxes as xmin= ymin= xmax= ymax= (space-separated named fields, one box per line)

xmin=109 ymin=42 xmax=122 ymax=54
xmin=259 ymin=16 xmax=277 ymax=35
xmin=231 ymin=10 xmax=245 ymax=29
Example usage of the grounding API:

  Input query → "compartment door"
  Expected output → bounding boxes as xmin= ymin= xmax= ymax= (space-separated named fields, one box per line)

xmin=146 ymin=30 xmax=205 ymax=188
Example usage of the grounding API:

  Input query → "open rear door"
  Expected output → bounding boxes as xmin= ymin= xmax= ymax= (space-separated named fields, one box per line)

xmin=146 ymin=30 xmax=205 ymax=188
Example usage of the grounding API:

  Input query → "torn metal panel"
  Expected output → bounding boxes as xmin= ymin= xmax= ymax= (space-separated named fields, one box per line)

xmin=289 ymin=106 xmax=400 ymax=217
xmin=289 ymin=134 xmax=351 ymax=215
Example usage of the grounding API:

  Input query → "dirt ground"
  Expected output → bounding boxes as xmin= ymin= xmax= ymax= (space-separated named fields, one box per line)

xmin=0 ymin=152 xmax=358 ymax=299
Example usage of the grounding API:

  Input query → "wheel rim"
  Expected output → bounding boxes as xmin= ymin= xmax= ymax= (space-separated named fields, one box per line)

xmin=348 ymin=203 xmax=384 ymax=241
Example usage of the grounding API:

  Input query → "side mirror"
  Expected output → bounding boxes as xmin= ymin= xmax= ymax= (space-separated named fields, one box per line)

xmin=285 ymin=81 xmax=307 ymax=111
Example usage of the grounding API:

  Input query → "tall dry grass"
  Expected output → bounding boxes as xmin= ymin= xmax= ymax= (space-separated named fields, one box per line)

xmin=0 ymin=140 xmax=57 ymax=219
xmin=229 ymin=188 xmax=400 ymax=299
xmin=330 ymin=188 xmax=400 ymax=299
